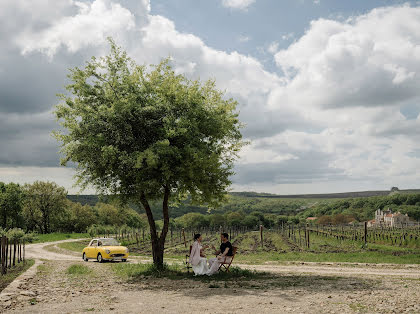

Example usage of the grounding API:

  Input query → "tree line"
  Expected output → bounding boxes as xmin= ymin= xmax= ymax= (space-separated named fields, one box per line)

xmin=0 ymin=181 xmax=145 ymax=234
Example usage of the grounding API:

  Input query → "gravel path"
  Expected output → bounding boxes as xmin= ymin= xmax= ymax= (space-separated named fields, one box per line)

xmin=24 ymin=239 xmax=86 ymax=261
xmin=1 ymin=239 xmax=419 ymax=313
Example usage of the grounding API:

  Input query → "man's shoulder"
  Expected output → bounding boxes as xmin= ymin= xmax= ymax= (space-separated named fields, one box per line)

xmin=226 ymin=241 xmax=232 ymax=246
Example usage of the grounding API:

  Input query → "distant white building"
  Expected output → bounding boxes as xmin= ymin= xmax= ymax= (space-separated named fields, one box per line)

xmin=374 ymin=208 xmax=413 ymax=227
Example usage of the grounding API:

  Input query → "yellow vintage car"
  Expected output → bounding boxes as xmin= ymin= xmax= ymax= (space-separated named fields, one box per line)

xmin=82 ymin=238 xmax=129 ymax=263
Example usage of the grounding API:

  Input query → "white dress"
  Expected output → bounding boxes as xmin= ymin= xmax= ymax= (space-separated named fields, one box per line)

xmin=189 ymin=241 xmax=209 ymax=276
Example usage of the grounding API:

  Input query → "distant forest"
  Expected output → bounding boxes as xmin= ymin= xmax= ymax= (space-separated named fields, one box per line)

xmin=68 ymin=189 xmax=420 ymax=222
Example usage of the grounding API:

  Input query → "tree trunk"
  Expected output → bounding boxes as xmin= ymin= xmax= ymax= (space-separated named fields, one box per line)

xmin=139 ymin=186 xmax=170 ymax=268
xmin=139 ymin=192 xmax=162 ymax=268
xmin=151 ymin=238 xmax=164 ymax=265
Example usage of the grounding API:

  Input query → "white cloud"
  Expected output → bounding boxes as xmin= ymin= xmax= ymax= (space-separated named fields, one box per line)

xmin=281 ymin=33 xmax=295 ymax=41
xmin=17 ymin=0 xmax=136 ymax=58
xmin=238 ymin=35 xmax=251 ymax=43
xmin=221 ymin=0 xmax=255 ymax=10
xmin=267 ymin=41 xmax=279 ymax=54
xmin=273 ymin=5 xmax=420 ymax=109
xmin=5 ymin=1 xmax=420 ymax=194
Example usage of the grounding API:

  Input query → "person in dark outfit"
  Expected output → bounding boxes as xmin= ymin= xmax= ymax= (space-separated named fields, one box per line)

xmin=207 ymin=233 xmax=233 ymax=275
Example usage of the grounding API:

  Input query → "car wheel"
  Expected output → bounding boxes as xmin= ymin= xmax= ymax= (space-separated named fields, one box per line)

xmin=97 ymin=253 xmax=103 ymax=263
xmin=83 ymin=253 xmax=88 ymax=262
xmin=122 ymin=259 xmax=127 ymax=262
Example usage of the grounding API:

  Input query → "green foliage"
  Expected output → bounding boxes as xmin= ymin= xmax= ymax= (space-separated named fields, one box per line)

xmin=31 ymin=232 xmax=89 ymax=244
xmin=54 ymin=39 xmax=245 ymax=208
xmin=6 ymin=227 xmax=25 ymax=240
xmin=56 ymin=200 xmax=96 ymax=233
xmin=23 ymin=181 xmax=67 ymax=233
xmin=53 ymin=39 xmax=245 ymax=265
xmin=93 ymin=202 xmax=145 ymax=228
xmin=0 ymin=182 xmax=24 ymax=229
xmin=66 ymin=264 xmax=92 ymax=275
xmin=0 ymin=259 xmax=35 ymax=292
xmin=175 ymin=213 xmax=209 ymax=229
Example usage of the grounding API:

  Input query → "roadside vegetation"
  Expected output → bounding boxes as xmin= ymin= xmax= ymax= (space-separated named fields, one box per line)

xmin=0 ymin=259 xmax=34 ymax=292
xmin=32 ymin=233 xmax=89 ymax=244
xmin=66 ymin=264 xmax=92 ymax=276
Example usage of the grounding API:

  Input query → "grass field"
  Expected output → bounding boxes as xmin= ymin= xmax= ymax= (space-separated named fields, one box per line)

xmin=32 ymin=233 xmax=89 ymax=244
xmin=57 ymin=231 xmax=420 ymax=264
xmin=58 ymin=240 xmax=89 ymax=253
xmin=0 ymin=259 xmax=35 ymax=292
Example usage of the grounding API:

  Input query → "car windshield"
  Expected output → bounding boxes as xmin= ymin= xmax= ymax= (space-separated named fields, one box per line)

xmin=99 ymin=238 xmax=119 ymax=246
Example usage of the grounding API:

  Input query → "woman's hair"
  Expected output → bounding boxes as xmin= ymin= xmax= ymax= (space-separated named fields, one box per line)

xmin=194 ymin=233 xmax=201 ymax=241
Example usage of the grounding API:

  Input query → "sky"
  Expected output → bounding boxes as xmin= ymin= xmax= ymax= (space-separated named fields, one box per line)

xmin=1 ymin=0 xmax=420 ymax=194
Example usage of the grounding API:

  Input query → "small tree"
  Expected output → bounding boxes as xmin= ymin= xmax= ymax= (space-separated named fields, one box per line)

xmin=54 ymin=40 xmax=245 ymax=266
xmin=23 ymin=181 xmax=67 ymax=233
xmin=0 ymin=182 xmax=24 ymax=229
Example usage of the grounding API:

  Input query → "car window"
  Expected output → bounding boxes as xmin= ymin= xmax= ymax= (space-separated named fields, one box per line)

xmin=98 ymin=241 xmax=102 ymax=246
xmin=90 ymin=240 xmax=98 ymax=247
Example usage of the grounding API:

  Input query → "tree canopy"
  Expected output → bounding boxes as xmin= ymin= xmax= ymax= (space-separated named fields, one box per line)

xmin=54 ymin=39 xmax=245 ymax=265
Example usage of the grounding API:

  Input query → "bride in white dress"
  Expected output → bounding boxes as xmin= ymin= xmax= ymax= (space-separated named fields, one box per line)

xmin=189 ymin=234 xmax=209 ymax=275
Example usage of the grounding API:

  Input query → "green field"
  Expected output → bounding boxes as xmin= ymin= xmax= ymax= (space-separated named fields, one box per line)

xmin=57 ymin=230 xmax=420 ymax=264
xmin=31 ymin=233 xmax=89 ymax=244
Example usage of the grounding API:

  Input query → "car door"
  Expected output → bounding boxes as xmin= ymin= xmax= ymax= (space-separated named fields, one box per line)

xmin=88 ymin=240 xmax=98 ymax=258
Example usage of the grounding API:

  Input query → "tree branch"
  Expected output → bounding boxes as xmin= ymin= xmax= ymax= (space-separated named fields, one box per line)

xmin=92 ymin=73 xmax=121 ymax=101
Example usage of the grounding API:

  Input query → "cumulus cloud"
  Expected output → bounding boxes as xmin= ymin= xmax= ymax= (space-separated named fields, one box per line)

xmin=221 ymin=0 xmax=255 ymax=10
xmin=273 ymin=5 xmax=420 ymax=109
xmin=267 ymin=41 xmax=279 ymax=54
xmin=2 ymin=0 xmax=420 ymax=193
xmin=17 ymin=0 xmax=136 ymax=58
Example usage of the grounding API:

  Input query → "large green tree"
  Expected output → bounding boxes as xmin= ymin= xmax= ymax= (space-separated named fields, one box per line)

xmin=23 ymin=181 xmax=67 ymax=233
xmin=54 ymin=40 xmax=245 ymax=266
xmin=0 ymin=182 xmax=24 ymax=229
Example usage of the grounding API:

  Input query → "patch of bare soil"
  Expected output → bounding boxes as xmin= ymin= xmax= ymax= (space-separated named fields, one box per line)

xmin=2 ymin=259 xmax=420 ymax=313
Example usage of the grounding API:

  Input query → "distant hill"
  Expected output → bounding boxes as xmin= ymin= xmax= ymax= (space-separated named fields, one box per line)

xmin=230 ymin=189 xmax=420 ymax=199
xmin=67 ymin=195 xmax=100 ymax=206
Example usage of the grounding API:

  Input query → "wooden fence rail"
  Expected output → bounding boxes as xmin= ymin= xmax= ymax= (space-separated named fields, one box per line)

xmin=0 ymin=236 xmax=25 ymax=275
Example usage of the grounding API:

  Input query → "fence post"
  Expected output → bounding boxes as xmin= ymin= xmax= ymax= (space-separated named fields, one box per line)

xmin=13 ymin=239 xmax=16 ymax=267
xmin=6 ymin=237 xmax=10 ymax=269
xmin=306 ymin=224 xmax=310 ymax=249
xmin=364 ymin=221 xmax=368 ymax=244
xmin=182 ymin=228 xmax=187 ymax=248
xmin=1 ymin=236 xmax=5 ymax=274
xmin=260 ymin=225 xmax=264 ymax=248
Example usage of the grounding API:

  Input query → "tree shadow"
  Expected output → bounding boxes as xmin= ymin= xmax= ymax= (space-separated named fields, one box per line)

xmin=123 ymin=269 xmax=381 ymax=299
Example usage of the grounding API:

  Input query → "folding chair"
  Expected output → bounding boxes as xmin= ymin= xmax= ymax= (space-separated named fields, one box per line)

xmin=218 ymin=246 xmax=237 ymax=272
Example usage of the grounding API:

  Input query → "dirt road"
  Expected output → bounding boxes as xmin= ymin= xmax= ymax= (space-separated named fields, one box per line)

xmin=25 ymin=239 xmax=84 ymax=261
xmin=1 ymin=240 xmax=419 ymax=313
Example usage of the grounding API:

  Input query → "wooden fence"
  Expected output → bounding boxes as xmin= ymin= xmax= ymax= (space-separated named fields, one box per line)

xmin=90 ymin=222 xmax=420 ymax=252
xmin=0 ymin=236 xmax=25 ymax=275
